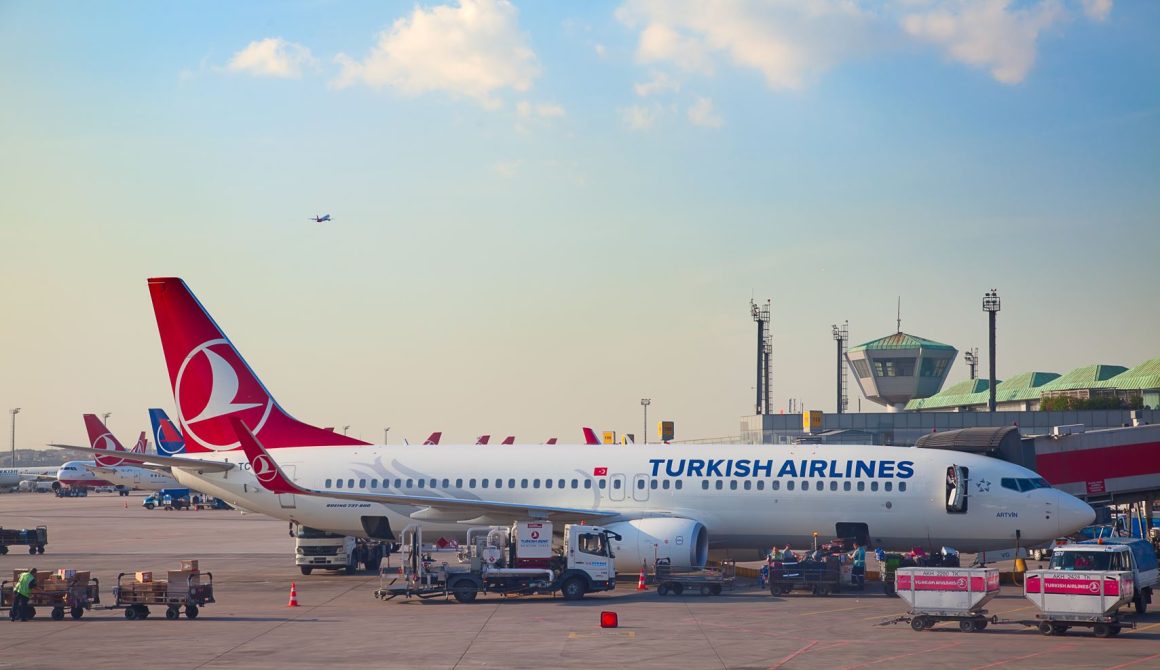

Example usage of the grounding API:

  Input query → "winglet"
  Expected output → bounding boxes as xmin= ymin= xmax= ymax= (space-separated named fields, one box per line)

xmin=422 ymin=432 xmax=442 ymax=445
xmin=230 ymin=418 xmax=308 ymax=495
xmin=582 ymin=427 xmax=600 ymax=445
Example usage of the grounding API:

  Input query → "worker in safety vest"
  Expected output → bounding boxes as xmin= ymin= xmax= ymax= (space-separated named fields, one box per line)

xmin=9 ymin=568 xmax=37 ymax=622
xmin=849 ymin=542 xmax=866 ymax=590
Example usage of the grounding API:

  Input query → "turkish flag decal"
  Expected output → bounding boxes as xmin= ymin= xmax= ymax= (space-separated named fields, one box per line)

xmin=593 ymin=467 xmax=608 ymax=476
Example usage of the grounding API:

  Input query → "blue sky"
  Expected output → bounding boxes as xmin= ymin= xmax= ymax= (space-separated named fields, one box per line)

xmin=1 ymin=0 xmax=1157 ymax=449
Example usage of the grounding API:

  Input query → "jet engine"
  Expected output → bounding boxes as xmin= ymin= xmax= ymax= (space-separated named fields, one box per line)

xmin=603 ymin=518 xmax=708 ymax=572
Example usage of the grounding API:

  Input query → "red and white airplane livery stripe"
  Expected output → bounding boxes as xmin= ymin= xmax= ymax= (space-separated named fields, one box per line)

xmin=148 ymin=277 xmax=368 ymax=453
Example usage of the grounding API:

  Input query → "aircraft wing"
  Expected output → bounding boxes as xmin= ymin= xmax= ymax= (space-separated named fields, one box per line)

xmin=231 ymin=419 xmax=618 ymax=524
xmin=46 ymin=443 xmax=235 ymax=473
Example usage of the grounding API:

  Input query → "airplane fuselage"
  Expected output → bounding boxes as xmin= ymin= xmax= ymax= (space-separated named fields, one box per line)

xmin=172 ymin=441 xmax=1093 ymax=563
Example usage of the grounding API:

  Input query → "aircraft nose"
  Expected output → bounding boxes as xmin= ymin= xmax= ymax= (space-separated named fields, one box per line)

xmin=1057 ymin=490 xmax=1096 ymax=536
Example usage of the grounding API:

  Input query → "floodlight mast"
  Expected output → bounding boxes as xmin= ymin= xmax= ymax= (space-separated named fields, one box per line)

xmin=982 ymin=290 xmax=1001 ymax=412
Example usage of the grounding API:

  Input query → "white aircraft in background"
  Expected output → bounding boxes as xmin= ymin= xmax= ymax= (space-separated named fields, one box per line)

xmin=309 ymin=214 xmax=331 ymax=223
xmin=51 ymin=277 xmax=1095 ymax=575
xmin=0 ymin=467 xmax=59 ymax=491
xmin=55 ymin=415 xmax=181 ymax=491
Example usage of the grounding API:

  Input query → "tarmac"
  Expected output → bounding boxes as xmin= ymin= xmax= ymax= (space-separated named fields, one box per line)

xmin=1 ymin=492 xmax=1158 ymax=670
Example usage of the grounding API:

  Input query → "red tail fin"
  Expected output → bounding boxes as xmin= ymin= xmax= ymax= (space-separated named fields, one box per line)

xmin=545 ymin=438 xmax=557 ymax=445
xmin=500 ymin=435 xmax=514 ymax=445
xmin=475 ymin=435 xmax=490 ymax=445
xmin=148 ymin=277 xmax=370 ymax=453
xmin=582 ymin=427 xmax=600 ymax=445
xmin=131 ymin=431 xmax=147 ymax=454
xmin=84 ymin=414 xmax=127 ymax=467
xmin=422 ymin=432 xmax=442 ymax=445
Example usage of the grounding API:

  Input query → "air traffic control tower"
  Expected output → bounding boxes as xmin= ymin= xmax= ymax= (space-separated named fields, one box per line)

xmin=846 ymin=332 xmax=957 ymax=412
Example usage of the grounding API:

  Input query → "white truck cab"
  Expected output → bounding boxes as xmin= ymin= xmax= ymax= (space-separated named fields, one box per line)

xmin=295 ymin=525 xmax=357 ymax=575
xmin=1050 ymin=538 xmax=1158 ymax=614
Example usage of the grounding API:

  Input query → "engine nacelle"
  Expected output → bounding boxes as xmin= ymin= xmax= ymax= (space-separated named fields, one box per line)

xmin=604 ymin=518 xmax=708 ymax=572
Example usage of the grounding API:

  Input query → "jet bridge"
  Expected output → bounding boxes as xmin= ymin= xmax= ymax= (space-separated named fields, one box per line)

xmin=914 ymin=426 xmax=1036 ymax=472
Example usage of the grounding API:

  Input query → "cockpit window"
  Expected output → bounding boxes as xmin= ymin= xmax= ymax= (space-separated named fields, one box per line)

xmin=1001 ymin=477 xmax=1052 ymax=492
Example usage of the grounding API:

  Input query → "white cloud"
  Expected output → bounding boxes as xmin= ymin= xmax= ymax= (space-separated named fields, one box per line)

xmin=594 ymin=43 xmax=607 ymax=58
xmin=634 ymin=72 xmax=680 ymax=97
xmin=332 ymin=0 xmax=540 ymax=108
xmin=492 ymin=159 xmax=521 ymax=177
xmin=687 ymin=97 xmax=723 ymax=128
xmin=1081 ymin=0 xmax=1112 ymax=22
xmin=616 ymin=1 xmax=1099 ymax=90
xmin=901 ymin=0 xmax=1064 ymax=84
xmin=616 ymin=0 xmax=876 ymax=90
xmin=227 ymin=38 xmax=315 ymax=79
xmin=517 ymin=101 xmax=566 ymax=120
xmin=620 ymin=104 xmax=660 ymax=130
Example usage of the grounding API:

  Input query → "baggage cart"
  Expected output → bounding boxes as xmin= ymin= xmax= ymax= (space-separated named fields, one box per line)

xmin=888 ymin=567 xmax=1000 ymax=632
xmin=112 ymin=570 xmax=214 ymax=620
xmin=3 ymin=572 xmax=99 ymax=620
xmin=0 ymin=526 xmax=47 ymax=555
xmin=769 ymin=556 xmax=841 ymax=597
xmin=653 ymin=559 xmax=735 ymax=596
xmin=1014 ymin=570 xmax=1137 ymax=638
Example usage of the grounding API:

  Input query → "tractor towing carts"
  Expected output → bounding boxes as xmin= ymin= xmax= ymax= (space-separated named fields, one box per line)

xmin=0 ymin=525 xmax=47 ymax=555
xmin=375 ymin=521 xmax=619 ymax=603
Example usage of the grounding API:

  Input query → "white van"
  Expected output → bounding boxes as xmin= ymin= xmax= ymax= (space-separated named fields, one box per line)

xmin=1050 ymin=538 xmax=1158 ymax=614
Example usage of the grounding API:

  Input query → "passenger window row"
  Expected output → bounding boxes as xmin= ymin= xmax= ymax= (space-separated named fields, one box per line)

xmin=319 ymin=477 xmax=690 ymax=492
xmin=698 ymin=479 xmax=907 ymax=493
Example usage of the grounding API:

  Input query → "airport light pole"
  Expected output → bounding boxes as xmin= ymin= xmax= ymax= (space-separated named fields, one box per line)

xmin=9 ymin=408 xmax=19 ymax=467
xmin=640 ymin=398 xmax=650 ymax=445
xmin=343 ymin=425 xmax=350 ymax=436
xmin=384 ymin=427 xmax=390 ymax=444
xmin=102 ymin=411 xmax=111 ymax=426
xmin=982 ymin=289 xmax=1001 ymax=412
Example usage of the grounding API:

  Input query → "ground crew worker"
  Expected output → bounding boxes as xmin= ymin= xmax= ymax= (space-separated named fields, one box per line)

xmin=849 ymin=542 xmax=866 ymax=590
xmin=9 ymin=568 xmax=37 ymax=622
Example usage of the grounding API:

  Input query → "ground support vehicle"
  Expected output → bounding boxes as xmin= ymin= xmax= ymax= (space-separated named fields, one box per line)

xmin=768 ymin=557 xmax=840 ymax=596
xmin=54 ymin=487 xmax=88 ymax=498
xmin=143 ymin=488 xmax=191 ymax=510
xmin=3 ymin=571 xmax=99 ymax=620
xmin=111 ymin=566 xmax=213 ymax=620
xmin=1049 ymin=539 xmax=1157 ymax=615
xmin=294 ymin=525 xmax=384 ymax=575
xmin=375 ymin=521 xmax=619 ymax=603
xmin=0 ymin=526 xmax=47 ymax=555
xmin=886 ymin=567 xmax=1000 ymax=632
xmin=653 ymin=559 xmax=735 ymax=596
xmin=1010 ymin=569 xmax=1137 ymax=638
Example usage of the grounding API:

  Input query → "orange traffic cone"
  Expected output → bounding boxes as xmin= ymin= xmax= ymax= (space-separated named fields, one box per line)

xmin=287 ymin=582 xmax=300 ymax=607
xmin=637 ymin=566 xmax=647 ymax=591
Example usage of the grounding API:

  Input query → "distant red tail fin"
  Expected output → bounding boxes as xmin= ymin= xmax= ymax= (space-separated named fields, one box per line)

xmin=545 ymin=438 xmax=557 ymax=445
xmin=131 ymin=431 xmax=147 ymax=454
xmin=475 ymin=435 xmax=490 ymax=445
xmin=422 ymin=432 xmax=442 ymax=445
xmin=84 ymin=414 xmax=127 ymax=467
xmin=148 ymin=277 xmax=370 ymax=453
xmin=500 ymin=436 xmax=514 ymax=445
xmin=582 ymin=427 xmax=600 ymax=445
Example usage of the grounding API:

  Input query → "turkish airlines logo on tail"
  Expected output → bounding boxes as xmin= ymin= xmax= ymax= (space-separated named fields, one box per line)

xmin=252 ymin=454 xmax=278 ymax=483
xmin=175 ymin=339 xmax=273 ymax=451
xmin=92 ymin=433 xmax=124 ymax=467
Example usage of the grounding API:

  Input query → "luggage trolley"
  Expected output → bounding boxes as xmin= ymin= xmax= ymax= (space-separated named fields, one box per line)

xmin=653 ymin=559 xmax=736 ymax=596
xmin=0 ymin=526 xmax=47 ymax=555
xmin=112 ymin=571 xmax=214 ymax=620
xmin=1009 ymin=569 xmax=1137 ymax=638
xmin=2 ymin=573 xmax=99 ymax=620
xmin=883 ymin=567 xmax=1001 ymax=632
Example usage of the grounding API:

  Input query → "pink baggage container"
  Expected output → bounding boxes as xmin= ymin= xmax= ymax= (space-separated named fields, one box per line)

xmin=896 ymin=567 xmax=1000 ymax=613
xmin=1024 ymin=570 xmax=1134 ymax=617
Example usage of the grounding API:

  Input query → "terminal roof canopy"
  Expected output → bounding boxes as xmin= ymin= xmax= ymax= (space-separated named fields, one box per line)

xmin=849 ymin=332 xmax=957 ymax=353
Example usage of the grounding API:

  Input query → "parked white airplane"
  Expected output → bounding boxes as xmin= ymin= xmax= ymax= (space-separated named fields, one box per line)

xmin=0 ymin=467 xmax=59 ymax=491
xmin=56 ymin=415 xmax=181 ymax=491
xmin=51 ymin=277 xmax=1095 ymax=572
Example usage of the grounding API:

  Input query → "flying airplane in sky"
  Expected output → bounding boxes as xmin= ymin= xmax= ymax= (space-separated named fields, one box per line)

xmin=309 ymin=214 xmax=331 ymax=223
xmin=51 ymin=277 xmax=1096 ymax=575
